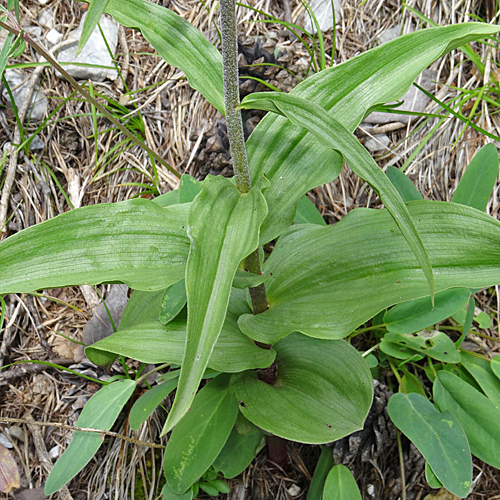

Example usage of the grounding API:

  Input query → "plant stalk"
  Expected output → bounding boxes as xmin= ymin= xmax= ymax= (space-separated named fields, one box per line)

xmin=219 ymin=0 xmax=270 ymax=318
xmin=220 ymin=0 xmax=252 ymax=194
xmin=245 ymin=249 xmax=269 ymax=315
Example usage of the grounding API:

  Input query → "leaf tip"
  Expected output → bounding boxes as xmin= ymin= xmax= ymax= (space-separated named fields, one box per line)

xmin=161 ymin=408 xmax=182 ymax=437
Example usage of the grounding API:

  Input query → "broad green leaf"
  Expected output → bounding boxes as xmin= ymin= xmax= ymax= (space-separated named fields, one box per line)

xmin=163 ymin=176 xmax=268 ymax=434
xmin=322 ymin=465 xmax=362 ymax=500
xmin=433 ymin=371 xmax=500 ymax=468
xmin=455 ymin=304 xmax=492 ymax=332
xmin=86 ymin=288 xmax=276 ymax=373
xmin=160 ymin=279 xmax=187 ymax=325
xmin=164 ymin=374 xmax=239 ymax=494
xmin=386 ymin=166 xmax=423 ymax=202
xmin=238 ymin=201 xmax=500 ymax=343
xmin=232 ymin=270 xmax=269 ymax=289
xmin=0 ymin=200 xmax=189 ymax=294
xmin=179 ymin=174 xmax=201 ymax=203
xmin=129 ymin=376 xmax=179 ymax=430
xmin=387 ymin=392 xmax=471 ymax=498
xmin=307 ymin=446 xmax=334 ymax=500
xmin=452 ymin=144 xmax=499 ymax=212
xmin=442 ymin=364 xmax=483 ymax=393
xmin=78 ymin=0 xmax=109 ymax=54
xmin=425 ymin=462 xmax=443 ymax=489
xmin=379 ymin=339 xmax=423 ymax=362
xmin=120 ymin=288 xmax=164 ymax=329
xmin=199 ymin=482 xmax=222 ymax=496
xmin=240 ymin=92 xmax=435 ymax=301
xmin=161 ymin=484 xmax=193 ymax=500
xmin=293 ymin=195 xmax=326 ymax=225
xmin=45 ymin=379 xmax=136 ymax=495
xmin=365 ymin=353 xmax=379 ymax=368
xmin=476 ymin=311 xmax=492 ymax=328
xmin=399 ymin=367 xmax=426 ymax=396
xmin=205 ymin=480 xmax=230 ymax=494
xmin=459 ymin=351 xmax=500 ymax=409
xmin=492 ymin=355 xmax=500 ymax=379
xmin=102 ymin=0 xmax=224 ymax=114
xmin=154 ymin=189 xmax=180 ymax=207
xmin=212 ymin=414 xmax=265 ymax=479
xmin=230 ymin=333 xmax=373 ymax=444
xmin=452 ymin=304 xmax=468 ymax=325
xmin=385 ymin=331 xmax=460 ymax=363
xmin=384 ymin=288 xmax=470 ymax=334
xmin=245 ymin=23 xmax=500 ymax=243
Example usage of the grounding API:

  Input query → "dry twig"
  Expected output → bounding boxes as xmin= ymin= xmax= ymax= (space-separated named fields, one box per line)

xmin=24 ymin=411 xmax=74 ymax=500
xmin=0 ymin=416 xmax=166 ymax=450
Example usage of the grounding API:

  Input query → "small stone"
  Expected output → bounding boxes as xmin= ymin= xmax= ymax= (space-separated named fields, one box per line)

xmin=45 ymin=28 xmax=62 ymax=46
xmin=0 ymin=432 xmax=13 ymax=448
xmin=8 ymin=426 xmax=24 ymax=442
xmin=56 ymin=12 xmax=119 ymax=81
xmin=32 ymin=374 xmax=51 ymax=395
xmin=48 ymin=444 xmax=60 ymax=460
xmin=29 ymin=135 xmax=44 ymax=151
xmin=303 ymin=0 xmax=342 ymax=34
xmin=287 ymin=484 xmax=301 ymax=497
xmin=1 ymin=69 xmax=48 ymax=122
xmin=378 ymin=25 xmax=401 ymax=45
xmin=37 ymin=8 xmax=54 ymax=29
xmin=25 ymin=27 xmax=42 ymax=40
xmin=364 ymin=133 xmax=390 ymax=152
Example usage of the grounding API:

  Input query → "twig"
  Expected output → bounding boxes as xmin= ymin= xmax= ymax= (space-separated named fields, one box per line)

xmin=115 ymin=25 xmax=129 ymax=92
xmin=0 ymin=417 xmax=166 ymax=450
xmin=24 ymin=412 xmax=74 ymax=500
xmin=282 ymin=0 xmax=298 ymax=40
xmin=0 ymin=358 xmax=77 ymax=387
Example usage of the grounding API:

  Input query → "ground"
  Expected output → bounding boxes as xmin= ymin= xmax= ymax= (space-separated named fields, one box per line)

xmin=1 ymin=0 xmax=500 ymax=499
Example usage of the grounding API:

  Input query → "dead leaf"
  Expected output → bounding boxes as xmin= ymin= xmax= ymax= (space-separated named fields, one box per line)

xmin=52 ymin=336 xmax=79 ymax=360
xmin=424 ymin=488 xmax=459 ymax=500
xmin=0 ymin=443 xmax=20 ymax=493
xmin=14 ymin=487 xmax=46 ymax=500
xmin=74 ymin=284 xmax=129 ymax=363
xmin=82 ymin=284 xmax=129 ymax=346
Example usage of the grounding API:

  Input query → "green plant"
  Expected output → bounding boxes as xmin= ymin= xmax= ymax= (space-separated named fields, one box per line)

xmin=2 ymin=1 xmax=500 ymax=498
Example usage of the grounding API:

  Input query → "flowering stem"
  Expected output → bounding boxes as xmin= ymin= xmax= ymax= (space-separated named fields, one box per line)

xmin=220 ymin=0 xmax=269 ymax=318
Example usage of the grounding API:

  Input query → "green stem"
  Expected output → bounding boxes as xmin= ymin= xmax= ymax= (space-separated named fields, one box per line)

xmin=220 ymin=0 xmax=252 ymax=193
xmin=220 ymin=0 xmax=269 ymax=318
xmin=396 ymin=430 xmax=407 ymax=500
xmin=245 ymin=249 xmax=268 ymax=315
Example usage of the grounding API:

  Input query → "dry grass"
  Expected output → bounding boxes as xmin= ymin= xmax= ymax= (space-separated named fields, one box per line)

xmin=1 ymin=0 xmax=500 ymax=498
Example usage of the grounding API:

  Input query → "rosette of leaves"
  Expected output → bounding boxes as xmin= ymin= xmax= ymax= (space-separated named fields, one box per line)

xmin=1 ymin=1 xmax=500 ymax=498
